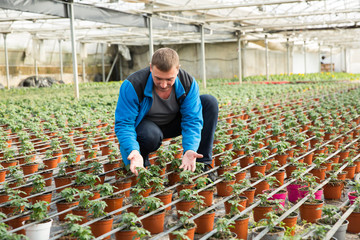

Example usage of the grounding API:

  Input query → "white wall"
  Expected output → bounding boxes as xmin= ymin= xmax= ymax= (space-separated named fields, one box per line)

xmin=292 ymin=51 xmax=320 ymax=74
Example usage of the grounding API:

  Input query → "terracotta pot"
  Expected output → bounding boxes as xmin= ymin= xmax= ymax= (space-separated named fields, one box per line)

xmin=72 ymin=208 xmax=88 ymax=224
xmin=320 ymin=161 xmax=332 ymax=171
xmin=175 ymin=200 xmax=195 ymax=218
xmin=43 ymin=158 xmax=58 ymax=170
xmin=168 ymin=172 xmax=181 ymax=186
xmin=7 ymin=214 xmax=30 ymax=235
xmin=230 ymin=215 xmax=249 ymax=240
xmin=40 ymin=170 xmax=53 ymax=187
xmin=0 ymin=169 xmax=6 ymax=183
xmin=1 ymin=160 xmax=18 ymax=174
xmin=273 ymin=169 xmax=285 ymax=186
xmin=103 ymin=162 xmax=120 ymax=176
xmin=216 ymin=180 xmax=235 ymax=197
xmin=285 ymin=165 xmax=297 ymax=179
xmin=21 ymin=163 xmax=39 ymax=176
xmin=141 ymin=211 xmax=165 ymax=234
xmin=104 ymin=195 xmax=124 ymax=215
xmin=198 ymin=190 xmax=214 ymax=207
xmin=194 ymin=211 xmax=215 ymax=234
xmin=115 ymin=230 xmax=139 ymax=240
xmin=347 ymin=211 xmax=360 ymax=233
xmin=323 ymin=181 xmax=344 ymax=200
xmin=113 ymin=180 xmax=132 ymax=197
xmin=156 ymin=192 xmax=173 ymax=211
xmin=275 ymin=154 xmax=288 ymax=166
xmin=224 ymin=196 xmax=247 ymax=214
xmin=253 ymin=205 xmax=273 ymax=222
xmin=31 ymin=192 xmax=52 ymax=210
xmin=309 ymin=167 xmax=327 ymax=183
xmin=338 ymin=151 xmax=349 ymax=162
xmin=169 ymin=226 xmax=195 ymax=240
xmin=240 ymin=156 xmax=254 ymax=168
xmin=0 ymin=193 xmax=9 ymax=204
xmin=282 ymin=212 xmax=298 ymax=236
xmin=250 ymin=164 xmax=266 ymax=178
xmin=89 ymin=191 xmax=101 ymax=200
xmin=344 ymin=165 xmax=356 ymax=179
xmin=303 ymin=153 xmax=314 ymax=165
xmin=240 ymin=187 xmax=256 ymax=207
xmin=127 ymin=205 xmax=141 ymax=217
xmin=56 ymin=200 xmax=79 ymax=221
xmin=176 ymin=183 xmax=196 ymax=193
xmin=19 ymin=185 xmax=33 ymax=198
xmin=89 ymin=216 xmax=114 ymax=239
xmin=251 ymin=179 xmax=269 ymax=196
xmin=216 ymin=167 xmax=233 ymax=176
xmin=235 ymin=171 xmax=247 ymax=183
xmin=299 ymin=200 xmax=323 ymax=223
xmin=54 ymin=176 xmax=73 ymax=193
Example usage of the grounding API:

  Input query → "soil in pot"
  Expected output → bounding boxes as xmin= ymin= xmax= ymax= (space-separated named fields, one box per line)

xmin=251 ymin=226 xmax=285 ymax=240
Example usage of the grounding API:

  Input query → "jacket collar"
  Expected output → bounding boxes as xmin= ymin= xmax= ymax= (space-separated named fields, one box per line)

xmin=144 ymin=70 xmax=186 ymax=99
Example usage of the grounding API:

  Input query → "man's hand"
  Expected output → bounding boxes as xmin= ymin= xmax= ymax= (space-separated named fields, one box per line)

xmin=128 ymin=150 xmax=144 ymax=176
xmin=179 ymin=150 xmax=203 ymax=172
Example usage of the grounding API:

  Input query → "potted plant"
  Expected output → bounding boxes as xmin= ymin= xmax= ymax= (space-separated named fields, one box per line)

xmin=208 ymin=217 xmax=237 ymax=239
xmin=60 ymin=214 xmax=94 ymax=240
xmin=175 ymin=189 xmax=201 ymax=218
xmin=103 ymin=151 xmax=120 ymax=176
xmin=56 ymin=187 xmax=79 ymax=221
xmin=253 ymin=192 xmax=277 ymax=222
xmin=223 ymin=183 xmax=247 ymax=214
xmin=30 ymin=175 xmax=52 ymax=207
xmin=96 ymin=183 xmax=124 ymax=215
xmin=194 ymin=176 xmax=215 ymax=207
xmin=168 ymin=211 xmax=196 ymax=240
xmin=177 ymin=170 xmax=196 ymax=192
xmin=134 ymin=167 xmax=153 ymax=196
xmin=139 ymin=197 xmax=165 ymax=234
xmin=113 ymin=167 xmax=132 ymax=197
xmin=348 ymin=180 xmax=360 ymax=204
xmin=323 ymin=172 xmax=345 ymax=200
xmin=87 ymin=200 xmax=113 ymax=239
xmin=151 ymin=176 xmax=173 ymax=211
xmin=0 ymin=212 xmax=28 ymax=239
xmin=190 ymin=192 xmax=214 ymax=234
xmin=73 ymin=190 xmax=94 ymax=224
xmin=225 ymin=194 xmax=250 ymax=240
xmin=114 ymin=212 xmax=150 ymax=240
xmin=54 ymin=163 xmax=73 ymax=193
xmin=216 ymin=171 xmax=236 ymax=197
xmin=252 ymin=211 xmax=285 ymax=239
xmin=24 ymin=201 xmax=53 ymax=240
xmin=250 ymin=156 xmax=267 ymax=178
xmin=127 ymin=187 xmax=145 ymax=216
xmin=317 ymin=205 xmax=348 ymax=240
xmin=299 ymin=187 xmax=323 ymax=224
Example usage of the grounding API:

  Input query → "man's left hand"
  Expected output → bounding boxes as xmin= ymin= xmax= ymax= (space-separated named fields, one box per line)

xmin=179 ymin=150 xmax=203 ymax=172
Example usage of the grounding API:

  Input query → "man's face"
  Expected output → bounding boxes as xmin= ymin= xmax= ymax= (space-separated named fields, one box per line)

xmin=150 ymin=64 xmax=178 ymax=92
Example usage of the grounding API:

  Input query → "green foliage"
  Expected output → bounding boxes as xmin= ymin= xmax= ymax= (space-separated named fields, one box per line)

xmin=141 ymin=197 xmax=164 ymax=214
xmin=63 ymin=214 xmax=94 ymax=240
xmin=88 ymin=200 xmax=108 ymax=218
xmin=29 ymin=201 xmax=48 ymax=222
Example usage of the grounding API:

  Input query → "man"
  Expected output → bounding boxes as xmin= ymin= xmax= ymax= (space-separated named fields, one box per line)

xmin=115 ymin=48 xmax=218 ymax=176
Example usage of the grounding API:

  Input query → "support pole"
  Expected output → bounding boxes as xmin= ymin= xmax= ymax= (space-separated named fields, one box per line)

xmin=330 ymin=46 xmax=333 ymax=72
xmin=286 ymin=38 xmax=290 ymax=75
xmin=105 ymin=53 xmax=119 ymax=82
xmin=303 ymin=40 xmax=307 ymax=74
xmin=35 ymin=59 xmax=38 ymax=80
xmin=242 ymin=41 xmax=246 ymax=77
xmin=265 ymin=35 xmax=269 ymax=82
xmin=148 ymin=14 xmax=154 ymax=61
xmin=344 ymin=48 xmax=347 ymax=73
xmin=237 ymin=32 xmax=242 ymax=84
xmin=68 ymin=0 xmax=80 ymax=99
xmin=59 ymin=39 xmax=64 ymax=81
xmin=318 ymin=43 xmax=321 ymax=72
xmin=102 ymin=43 xmax=105 ymax=82
xmin=3 ymin=33 xmax=10 ymax=89
xmin=119 ymin=56 xmax=123 ymax=81
xmin=82 ymin=60 xmax=86 ymax=82
xmin=200 ymin=24 xmax=206 ymax=89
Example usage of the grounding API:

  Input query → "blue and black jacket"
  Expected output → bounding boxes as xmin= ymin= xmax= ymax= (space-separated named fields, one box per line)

xmin=114 ymin=67 xmax=203 ymax=166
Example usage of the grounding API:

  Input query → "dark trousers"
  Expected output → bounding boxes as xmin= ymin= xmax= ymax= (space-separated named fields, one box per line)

xmin=136 ymin=94 xmax=218 ymax=166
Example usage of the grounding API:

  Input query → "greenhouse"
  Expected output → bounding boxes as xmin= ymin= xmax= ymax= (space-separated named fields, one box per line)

xmin=1 ymin=0 xmax=360 ymax=239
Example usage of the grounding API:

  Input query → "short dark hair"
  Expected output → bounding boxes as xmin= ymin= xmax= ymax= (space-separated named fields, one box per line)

xmin=151 ymin=48 xmax=179 ymax=72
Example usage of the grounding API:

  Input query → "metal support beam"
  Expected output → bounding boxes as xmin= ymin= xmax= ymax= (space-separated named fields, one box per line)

xmin=318 ymin=43 xmax=321 ymax=73
xmin=265 ymin=35 xmax=269 ymax=82
xmin=102 ymin=43 xmax=105 ymax=82
xmin=286 ymin=38 xmax=290 ymax=75
xmin=330 ymin=46 xmax=333 ymax=72
xmin=148 ymin=14 xmax=154 ymax=61
xmin=119 ymin=56 xmax=123 ymax=81
xmin=69 ymin=1 xmax=80 ymax=99
xmin=3 ymin=33 xmax=10 ymax=89
xmin=106 ymin=53 xmax=119 ymax=82
xmin=242 ymin=42 xmax=246 ymax=77
xmin=35 ymin=59 xmax=38 ymax=80
xmin=59 ymin=39 xmax=63 ymax=81
xmin=344 ymin=48 xmax=348 ymax=73
xmin=200 ymin=25 xmax=206 ymax=89
xmin=82 ymin=60 xmax=86 ymax=82
xmin=237 ymin=32 xmax=242 ymax=84
xmin=303 ymin=40 xmax=307 ymax=74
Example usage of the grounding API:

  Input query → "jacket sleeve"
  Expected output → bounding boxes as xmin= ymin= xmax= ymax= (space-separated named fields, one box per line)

xmin=114 ymin=80 xmax=140 ymax=165
xmin=180 ymin=79 xmax=203 ymax=153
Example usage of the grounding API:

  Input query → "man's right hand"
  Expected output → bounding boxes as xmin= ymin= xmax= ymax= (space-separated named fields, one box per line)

xmin=127 ymin=150 xmax=144 ymax=176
